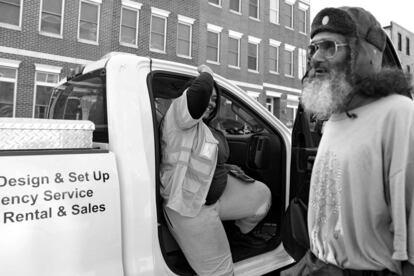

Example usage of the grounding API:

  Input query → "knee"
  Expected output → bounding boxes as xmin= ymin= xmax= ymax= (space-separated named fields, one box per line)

xmin=254 ymin=181 xmax=271 ymax=216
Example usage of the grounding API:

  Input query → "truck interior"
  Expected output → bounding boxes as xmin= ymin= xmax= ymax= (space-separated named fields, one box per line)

xmin=149 ymin=71 xmax=288 ymax=275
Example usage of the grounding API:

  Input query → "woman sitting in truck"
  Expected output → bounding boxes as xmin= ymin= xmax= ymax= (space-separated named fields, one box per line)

xmin=159 ymin=64 xmax=272 ymax=276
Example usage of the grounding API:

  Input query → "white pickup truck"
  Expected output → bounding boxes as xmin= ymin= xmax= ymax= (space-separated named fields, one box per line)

xmin=0 ymin=38 xmax=401 ymax=276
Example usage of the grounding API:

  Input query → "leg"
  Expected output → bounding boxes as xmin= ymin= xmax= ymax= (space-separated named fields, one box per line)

xmin=164 ymin=204 xmax=234 ymax=276
xmin=218 ymin=174 xmax=271 ymax=233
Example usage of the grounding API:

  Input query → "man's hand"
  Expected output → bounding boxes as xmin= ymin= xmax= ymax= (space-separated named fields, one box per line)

xmin=197 ymin=64 xmax=214 ymax=76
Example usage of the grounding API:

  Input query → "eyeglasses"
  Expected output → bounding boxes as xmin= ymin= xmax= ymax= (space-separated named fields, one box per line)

xmin=307 ymin=40 xmax=348 ymax=59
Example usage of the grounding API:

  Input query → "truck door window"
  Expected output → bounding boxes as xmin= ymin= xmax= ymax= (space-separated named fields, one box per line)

xmin=48 ymin=70 xmax=108 ymax=142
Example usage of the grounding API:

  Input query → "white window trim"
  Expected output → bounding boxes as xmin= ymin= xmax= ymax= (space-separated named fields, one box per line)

xmin=77 ymin=0 xmax=101 ymax=45
xmin=0 ymin=58 xmax=21 ymax=69
xmin=208 ymin=0 xmax=222 ymax=8
xmin=32 ymin=68 xmax=61 ymax=118
xmin=151 ymin=7 xmax=170 ymax=17
xmin=284 ymin=44 xmax=296 ymax=51
xmin=298 ymin=4 xmax=308 ymax=35
xmin=269 ymin=38 xmax=281 ymax=47
xmin=248 ymin=0 xmax=260 ymax=21
xmin=269 ymin=0 xmax=279 ymax=25
xmin=0 ymin=0 xmax=23 ymax=30
xmin=38 ymin=0 xmax=65 ymax=38
xmin=297 ymin=48 xmax=306 ymax=79
xmin=228 ymin=31 xmax=242 ymax=69
xmin=266 ymin=91 xmax=282 ymax=98
xmin=285 ymin=1 xmax=294 ymax=30
xmin=34 ymin=64 xmax=62 ymax=74
xmin=229 ymin=0 xmax=241 ymax=14
xmin=247 ymin=91 xmax=260 ymax=99
xmin=207 ymin=23 xmax=223 ymax=33
xmin=119 ymin=5 xmax=141 ymax=48
xmin=285 ymin=0 xmax=296 ymax=4
xmin=177 ymin=14 xmax=195 ymax=25
xmin=177 ymin=16 xmax=194 ymax=59
xmin=121 ymin=0 xmax=142 ymax=10
xmin=150 ymin=9 xmax=170 ymax=54
xmin=248 ymin=37 xmax=260 ymax=73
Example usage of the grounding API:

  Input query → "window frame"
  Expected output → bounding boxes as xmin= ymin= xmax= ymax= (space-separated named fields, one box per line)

xmin=406 ymin=37 xmax=410 ymax=56
xmin=119 ymin=1 xmax=142 ymax=48
xmin=269 ymin=0 xmax=279 ymax=24
xmin=0 ymin=0 xmax=23 ymax=30
xmin=248 ymin=0 xmax=260 ymax=21
xmin=284 ymin=44 xmax=295 ymax=77
xmin=269 ymin=39 xmax=281 ymax=74
xmin=77 ymin=0 xmax=101 ymax=45
xmin=149 ymin=7 xmax=170 ymax=54
xmin=248 ymin=36 xmax=261 ymax=73
xmin=229 ymin=0 xmax=241 ymax=14
xmin=228 ymin=30 xmax=242 ymax=69
xmin=32 ymin=64 xmax=61 ymax=118
xmin=208 ymin=0 xmax=222 ymax=8
xmin=0 ymin=58 xmax=21 ymax=118
xmin=39 ymin=0 xmax=65 ymax=38
xmin=206 ymin=23 xmax=223 ymax=64
xmin=398 ymin=32 xmax=402 ymax=51
xmin=298 ymin=3 xmax=308 ymax=34
xmin=176 ymin=15 xmax=195 ymax=59
xmin=284 ymin=0 xmax=294 ymax=30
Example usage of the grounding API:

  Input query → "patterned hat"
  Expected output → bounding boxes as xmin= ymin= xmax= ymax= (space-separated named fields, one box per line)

xmin=311 ymin=7 xmax=386 ymax=52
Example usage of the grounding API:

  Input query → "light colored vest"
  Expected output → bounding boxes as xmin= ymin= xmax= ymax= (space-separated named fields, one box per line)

xmin=160 ymin=90 xmax=218 ymax=217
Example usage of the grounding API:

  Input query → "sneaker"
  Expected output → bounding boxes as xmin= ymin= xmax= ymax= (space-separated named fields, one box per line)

xmin=229 ymin=228 xmax=268 ymax=249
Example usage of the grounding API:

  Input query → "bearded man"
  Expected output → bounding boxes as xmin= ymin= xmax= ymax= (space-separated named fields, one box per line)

xmin=282 ymin=7 xmax=414 ymax=276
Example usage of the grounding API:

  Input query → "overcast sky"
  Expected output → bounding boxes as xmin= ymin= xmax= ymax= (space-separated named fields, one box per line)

xmin=310 ymin=0 xmax=414 ymax=33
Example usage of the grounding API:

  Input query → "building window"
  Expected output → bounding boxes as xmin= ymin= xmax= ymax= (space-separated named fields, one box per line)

xmin=298 ymin=3 xmax=308 ymax=34
xmin=33 ymin=65 xmax=61 ymax=118
xmin=285 ymin=1 xmax=294 ymax=29
xmin=40 ymin=0 xmax=64 ymax=36
xmin=208 ymin=0 xmax=221 ymax=7
xmin=207 ymin=24 xmax=222 ymax=64
xmin=150 ymin=7 xmax=170 ymax=53
xmin=269 ymin=39 xmax=280 ymax=73
xmin=78 ymin=0 xmax=101 ymax=43
xmin=0 ymin=59 xmax=20 ymax=118
xmin=228 ymin=30 xmax=242 ymax=68
xmin=398 ymin=33 xmax=402 ymax=51
xmin=269 ymin=0 xmax=279 ymax=24
xmin=229 ymin=0 xmax=241 ymax=13
xmin=284 ymin=44 xmax=295 ymax=77
xmin=407 ymin=37 xmax=410 ymax=55
xmin=248 ymin=36 xmax=261 ymax=72
xmin=266 ymin=97 xmax=273 ymax=113
xmin=0 ymin=0 xmax=22 ymax=29
xmin=177 ymin=15 xmax=195 ymax=58
xmin=119 ymin=2 xmax=142 ymax=47
xmin=407 ymin=65 xmax=411 ymax=73
xmin=298 ymin=48 xmax=306 ymax=79
xmin=249 ymin=0 xmax=259 ymax=20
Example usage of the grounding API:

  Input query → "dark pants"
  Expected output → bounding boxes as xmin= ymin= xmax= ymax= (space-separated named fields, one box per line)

xmin=281 ymin=251 xmax=398 ymax=276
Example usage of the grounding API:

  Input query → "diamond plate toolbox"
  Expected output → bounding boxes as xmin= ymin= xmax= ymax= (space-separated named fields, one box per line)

xmin=0 ymin=118 xmax=95 ymax=150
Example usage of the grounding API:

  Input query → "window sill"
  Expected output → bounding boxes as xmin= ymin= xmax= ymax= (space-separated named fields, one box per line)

xmin=228 ymin=65 xmax=240 ymax=70
xmin=248 ymin=69 xmax=260 ymax=74
xmin=206 ymin=60 xmax=220 ymax=65
xmin=230 ymin=10 xmax=241 ymax=15
xmin=120 ymin=42 xmax=138 ymax=48
xmin=177 ymin=54 xmax=192 ymax=59
xmin=249 ymin=17 xmax=261 ymax=22
xmin=77 ymin=38 xmax=99 ymax=45
xmin=285 ymin=26 xmax=294 ymax=31
xmin=39 ymin=32 xmax=63 ymax=39
xmin=269 ymin=70 xmax=279 ymax=75
xmin=208 ymin=3 xmax=222 ymax=8
xmin=284 ymin=74 xmax=294 ymax=78
xmin=299 ymin=31 xmax=307 ymax=36
xmin=0 ymin=23 xmax=21 ymax=31
xmin=150 ymin=48 xmax=166 ymax=54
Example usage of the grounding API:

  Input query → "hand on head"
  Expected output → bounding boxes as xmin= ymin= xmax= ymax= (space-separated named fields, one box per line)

xmin=198 ymin=64 xmax=214 ymax=76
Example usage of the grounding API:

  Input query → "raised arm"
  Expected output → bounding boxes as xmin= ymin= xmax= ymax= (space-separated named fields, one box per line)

xmin=186 ymin=65 xmax=215 ymax=119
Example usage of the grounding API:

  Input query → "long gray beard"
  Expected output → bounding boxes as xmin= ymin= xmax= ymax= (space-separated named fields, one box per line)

xmin=302 ymin=72 xmax=354 ymax=120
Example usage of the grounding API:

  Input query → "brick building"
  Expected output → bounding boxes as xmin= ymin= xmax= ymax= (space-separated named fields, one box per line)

xmin=0 ymin=0 xmax=310 ymax=127
xmin=384 ymin=21 xmax=414 ymax=88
